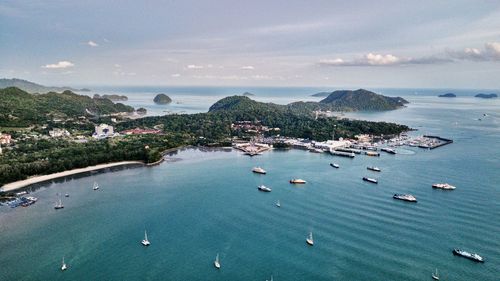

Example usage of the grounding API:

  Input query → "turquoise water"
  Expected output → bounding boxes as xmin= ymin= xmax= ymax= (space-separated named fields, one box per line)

xmin=1 ymin=94 xmax=500 ymax=280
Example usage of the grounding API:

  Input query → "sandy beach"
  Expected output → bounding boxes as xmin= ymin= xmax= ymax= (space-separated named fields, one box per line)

xmin=1 ymin=161 xmax=144 ymax=192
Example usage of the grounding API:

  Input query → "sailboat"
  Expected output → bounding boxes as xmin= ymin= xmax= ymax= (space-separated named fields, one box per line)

xmin=54 ymin=198 xmax=64 ymax=209
xmin=93 ymin=181 xmax=99 ymax=190
xmin=276 ymin=200 xmax=281 ymax=208
xmin=61 ymin=256 xmax=67 ymax=271
xmin=141 ymin=230 xmax=150 ymax=246
xmin=306 ymin=232 xmax=314 ymax=246
xmin=214 ymin=253 xmax=220 ymax=269
xmin=431 ymin=268 xmax=439 ymax=280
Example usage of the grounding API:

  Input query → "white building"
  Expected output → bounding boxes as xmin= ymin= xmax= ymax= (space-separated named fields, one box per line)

xmin=49 ymin=128 xmax=71 ymax=138
xmin=0 ymin=133 xmax=12 ymax=145
xmin=312 ymin=139 xmax=351 ymax=151
xmin=93 ymin=124 xmax=116 ymax=139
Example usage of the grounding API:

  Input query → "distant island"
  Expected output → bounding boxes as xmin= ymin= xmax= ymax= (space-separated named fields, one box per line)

xmin=311 ymin=92 xmax=332 ymax=97
xmin=438 ymin=93 xmax=456 ymax=98
xmin=475 ymin=93 xmax=498 ymax=99
xmin=136 ymin=107 xmax=147 ymax=115
xmin=153 ymin=93 xmax=172 ymax=104
xmin=94 ymin=94 xmax=128 ymax=101
xmin=242 ymin=92 xmax=254 ymax=96
xmin=0 ymin=78 xmax=90 ymax=94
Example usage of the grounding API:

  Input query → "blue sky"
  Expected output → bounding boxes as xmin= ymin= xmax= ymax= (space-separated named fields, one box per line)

xmin=1 ymin=0 xmax=500 ymax=88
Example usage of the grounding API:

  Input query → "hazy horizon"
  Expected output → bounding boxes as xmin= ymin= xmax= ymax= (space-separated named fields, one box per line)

xmin=1 ymin=1 xmax=500 ymax=88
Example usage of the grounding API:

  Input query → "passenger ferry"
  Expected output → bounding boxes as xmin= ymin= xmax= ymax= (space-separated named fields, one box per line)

xmin=362 ymin=177 xmax=378 ymax=184
xmin=367 ymin=166 xmax=381 ymax=172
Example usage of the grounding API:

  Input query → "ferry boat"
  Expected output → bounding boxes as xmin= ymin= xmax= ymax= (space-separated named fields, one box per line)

xmin=214 ymin=253 xmax=221 ymax=269
xmin=381 ymin=147 xmax=397 ymax=154
xmin=432 ymin=268 xmax=439 ymax=280
xmin=252 ymin=167 xmax=267 ymax=174
xmin=290 ymin=179 xmax=306 ymax=184
xmin=393 ymin=194 xmax=417 ymax=202
xmin=93 ymin=181 xmax=99 ymax=190
xmin=61 ymin=257 xmax=67 ymax=271
xmin=258 ymin=185 xmax=272 ymax=192
xmin=306 ymin=232 xmax=314 ymax=246
xmin=54 ymin=198 xmax=64 ymax=209
xmin=141 ymin=230 xmax=151 ymax=246
xmin=330 ymin=163 xmax=340 ymax=168
xmin=432 ymin=183 xmax=456 ymax=190
xmin=453 ymin=249 xmax=484 ymax=262
xmin=362 ymin=177 xmax=378 ymax=184
xmin=367 ymin=166 xmax=381 ymax=172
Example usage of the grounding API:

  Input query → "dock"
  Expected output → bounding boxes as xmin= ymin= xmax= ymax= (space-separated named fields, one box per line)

xmin=420 ymin=135 xmax=453 ymax=149
xmin=331 ymin=151 xmax=355 ymax=158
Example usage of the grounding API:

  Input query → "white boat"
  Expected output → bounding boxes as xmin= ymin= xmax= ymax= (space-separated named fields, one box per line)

xmin=61 ymin=257 xmax=67 ymax=271
xmin=141 ymin=230 xmax=151 ymax=246
xmin=54 ymin=198 xmax=64 ymax=209
xmin=289 ymin=179 xmax=306 ymax=184
xmin=306 ymin=232 xmax=314 ymax=246
xmin=258 ymin=185 xmax=272 ymax=192
xmin=252 ymin=167 xmax=267 ymax=174
xmin=214 ymin=253 xmax=220 ymax=269
xmin=432 ymin=268 xmax=439 ymax=280
xmin=93 ymin=181 xmax=99 ymax=190
xmin=276 ymin=200 xmax=281 ymax=208
xmin=330 ymin=163 xmax=340 ymax=168
xmin=432 ymin=183 xmax=456 ymax=190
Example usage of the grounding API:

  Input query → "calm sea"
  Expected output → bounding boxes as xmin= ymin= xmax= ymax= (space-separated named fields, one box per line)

xmin=0 ymin=87 xmax=499 ymax=280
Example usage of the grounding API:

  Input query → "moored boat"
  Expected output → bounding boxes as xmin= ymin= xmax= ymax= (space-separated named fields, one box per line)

xmin=363 ymin=177 xmax=378 ymax=184
xmin=393 ymin=194 xmax=417 ymax=202
xmin=252 ymin=167 xmax=267 ymax=174
xmin=258 ymin=185 xmax=272 ymax=192
xmin=452 ymin=249 xmax=484 ymax=262
xmin=367 ymin=166 xmax=381 ymax=172
xmin=432 ymin=183 xmax=456 ymax=190
xmin=306 ymin=232 xmax=314 ymax=246
xmin=381 ymin=147 xmax=397 ymax=154
xmin=290 ymin=179 xmax=306 ymax=184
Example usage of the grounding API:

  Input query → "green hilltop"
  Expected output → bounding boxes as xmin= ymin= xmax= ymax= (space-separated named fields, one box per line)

xmin=0 ymin=87 xmax=133 ymax=126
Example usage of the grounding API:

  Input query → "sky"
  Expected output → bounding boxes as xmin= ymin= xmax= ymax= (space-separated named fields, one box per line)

xmin=1 ymin=0 xmax=500 ymax=88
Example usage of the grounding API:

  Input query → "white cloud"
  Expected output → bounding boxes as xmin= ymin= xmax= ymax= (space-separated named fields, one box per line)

xmin=365 ymin=53 xmax=400 ymax=65
xmin=42 ymin=61 xmax=75 ymax=69
xmin=114 ymin=64 xmax=121 ymax=68
xmin=449 ymin=42 xmax=500 ymax=61
xmin=171 ymin=73 xmax=181 ymax=77
xmin=87 ymin=40 xmax=98 ymax=47
xmin=320 ymin=53 xmax=452 ymax=67
xmin=186 ymin=64 xmax=204 ymax=69
xmin=240 ymin=65 xmax=255 ymax=70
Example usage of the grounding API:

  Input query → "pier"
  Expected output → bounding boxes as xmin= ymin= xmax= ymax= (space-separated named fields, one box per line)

xmin=420 ymin=135 xmax=453 ymax=149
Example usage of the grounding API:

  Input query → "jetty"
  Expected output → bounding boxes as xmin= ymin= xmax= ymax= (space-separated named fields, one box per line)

xmin=233 ymin=142 xmax=271 ymax=156
xmin=419 ymin=135 xmax=453 ymax=149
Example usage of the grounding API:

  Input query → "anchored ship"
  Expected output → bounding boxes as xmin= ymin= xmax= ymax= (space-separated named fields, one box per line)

xmin=393 ymin=194 xmax=417 ymax=202
xmin=290 ymin=179 xmax=306 ymax=184
xmin=362 ymin=177 xmax=378 ymax=184
xmin=452 ymin=249 xmax=484 ymax=262
xmin=432 ymin=183 xmax=456 ymax=190
xmin=367 ymin=166 xmax=381 ymax=172
xmin=252 ymin=167 xmax=267 ymax=174
xmin=258 ymin=185 xmax=272 ymax=192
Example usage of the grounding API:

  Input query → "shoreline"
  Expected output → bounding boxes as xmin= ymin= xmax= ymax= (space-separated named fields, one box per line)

xmin=1 ymin=161 xmax=145 ymax=193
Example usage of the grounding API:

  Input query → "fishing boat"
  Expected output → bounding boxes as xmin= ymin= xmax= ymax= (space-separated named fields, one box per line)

xmin=290 ymin=179 xmax=306 ymax=184
xmin=54 ymin=198 xmax=64 ymax=209
xmin=141 ymin=230 xmax=151 ymax=246
xmin=61 ymin=257 xmax=67 ymax=271
xmin=214 ymin=253 xmax=221 ymax=269
xmin=306 ymin=232 xmax=314 ymax=246
xmin=258 ymin=185 xmax=272 ymax=192
xmin=363 ymin=177 xmax=378 ymax=184
xmin=330 ymin=163 xmax=340 ymax=168
xmin=432 ymin=268 xmax=439 ymax=280
xmin=276 ymin=200 xmax=281 ymax=208
xmin=93 ymin=181 xmax=99 ymax=190
xmin=252 ymin=167 xmax=267 ymax=174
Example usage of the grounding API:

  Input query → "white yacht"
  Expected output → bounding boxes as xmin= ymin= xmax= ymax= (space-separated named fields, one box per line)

xmin=61 ymin=257 xmax=67 ymax=271
xmin=258 ymin=185 xmax=272 ymax=192
xmin=432 ymin=183 xmax=456 ymax=190
xmin=214 ymin=253 xmax=221 ymax=269
xmin=276 ymin=200 xmax=281 ymax=208
xmin=93 ymin=181 xmax=99 ymax=190
xmin=252 ymin=167 xmax=267 ymax=174
xmin=141 ymin=230 xmax=150 ymax=246
xmin=306 ymin=232 xmax=314 ymax=246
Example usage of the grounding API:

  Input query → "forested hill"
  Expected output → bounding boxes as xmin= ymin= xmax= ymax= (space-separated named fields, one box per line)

xmin=0 ymin=78 xmax=89 ymax=94
xmin=318 ymin=89 xmax=408 ymax=111
xmin=0 ymin=87 xmax=133 ymax=126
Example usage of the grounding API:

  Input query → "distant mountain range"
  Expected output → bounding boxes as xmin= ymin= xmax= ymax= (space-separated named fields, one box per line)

xmin=209 ymin=89 xmax=408 ymax=115
xmin=0 ymin=78 xmax=90 ymax=94
xmin=475 ymin=93 xmax=497 ymax=99
xmin=438 ymin=93 xmax=456 ymax=98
